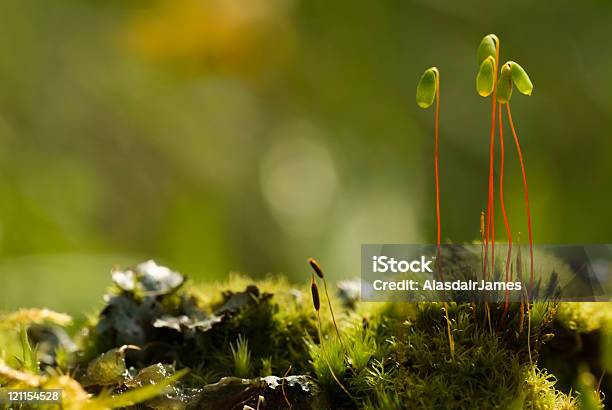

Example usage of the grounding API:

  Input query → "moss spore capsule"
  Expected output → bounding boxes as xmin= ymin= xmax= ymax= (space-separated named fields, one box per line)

xmin=477 ymin=34 xmax=498 ymax=66
xmin=308 ymin=258 xmax=324 ymax=279
xmin=476 ymin=56 xmax=496 ymax=97
xmin=509 ymin=61 xmax=533 ymax=96
xmin=311 ymin=277 xmax=320 ymax=312
xmin=416 ymin=67 xmax=438 ymax=109
xmin=496 ymin=63 xmax=513 ymax=103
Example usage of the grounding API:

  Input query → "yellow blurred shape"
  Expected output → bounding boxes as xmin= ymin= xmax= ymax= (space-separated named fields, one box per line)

xmin=0 ymin=308 xmax=72 ymax=327
xmin=123 ymin=0 xmax=295 ymax=75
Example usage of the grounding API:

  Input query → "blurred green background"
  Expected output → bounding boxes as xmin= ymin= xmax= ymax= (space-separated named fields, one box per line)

xmin=0 ymin=0 xmax=611 ymax=314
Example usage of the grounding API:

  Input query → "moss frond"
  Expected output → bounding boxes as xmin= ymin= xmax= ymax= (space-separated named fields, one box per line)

xmin=230 ymin=334 xmax=252 ymax=378
xmin=308 ymin=336 xmax=347 ymax=399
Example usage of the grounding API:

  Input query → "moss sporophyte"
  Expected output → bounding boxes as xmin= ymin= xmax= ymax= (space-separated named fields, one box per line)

xmin=416 ymin=66 xmax=456 ymax=358
xmin=308 ymin=259 xmax=355 ymax=402
xmin=476 ymin=34 xmax=499 ymax=285
xmin=416 ymin=67 xmax=442 ymax=270
xmin=415 ymin=35 xmax=536 ymax=343
xmin=474 ymin=36 xmax=535 ymax=321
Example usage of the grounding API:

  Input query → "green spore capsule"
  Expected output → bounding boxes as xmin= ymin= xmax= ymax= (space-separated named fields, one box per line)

xmin=476 ymin=56 xmax=496 ymax=97
xmin=509 ymin=61 xmax=533 ymax=96
xmin=496 ymin=63 xmax=513 ymax=104
xmin=477 ymin=34 xmax=498 ymax=66
xmin=416 ymin=67 xmax=439 ymax=109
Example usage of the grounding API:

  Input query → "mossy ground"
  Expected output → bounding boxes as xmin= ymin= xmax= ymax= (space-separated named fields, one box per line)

xmin=0 ymin=262 xmax=610 ymax=409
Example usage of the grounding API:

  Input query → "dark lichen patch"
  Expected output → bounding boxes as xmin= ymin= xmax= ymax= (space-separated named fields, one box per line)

xmin=89 ymin=263 xmax=278 ymax=375
xmin=75 ymin=261 xmax=320 ymax=406
xmin=215 ymin=285 xmax=273 ymax=314
xmin=112 ymin=260 xmax=185 ymax=295
xmin=193 ymin=375 xmax=313 ymax=410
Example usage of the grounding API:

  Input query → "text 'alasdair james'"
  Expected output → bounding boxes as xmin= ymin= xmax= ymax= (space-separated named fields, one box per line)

xmin=372 ymin=279 xmax=523 ymax=291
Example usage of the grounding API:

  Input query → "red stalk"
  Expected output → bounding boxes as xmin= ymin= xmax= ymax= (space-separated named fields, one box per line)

xmin=480 ymin=211 xmax=485 ymax=274
xmin=498 ymin=103 xmax=512 ymax=318
xmin=434 ymin=72 xmax=443 ymax=281
xmin=506 ymin=104 xmax=534 ymax=297
xmin=483 ymin=87 xmax=496 ymax=281
xmin=491 ymin=150 xmax=495 ymax=277
xmin=483 ymin=43 xmax=500 ymax=282
xmin=434 ymin=74 xmax=453 ymax=357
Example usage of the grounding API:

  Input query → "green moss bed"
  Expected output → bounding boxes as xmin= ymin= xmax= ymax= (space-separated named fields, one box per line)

xmin=1 ymin=260 xmax=611 ymax=409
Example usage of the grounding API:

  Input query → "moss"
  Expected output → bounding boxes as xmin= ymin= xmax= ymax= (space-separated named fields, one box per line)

xmin=518 ymin=367 xmax=577 ymax=410
xmin=230 ymin=334 xmax=252 ymax=378
xmin=355 ymin=303 xmax=535 ymax=408
xmin=1 ymin=261 xmax=610 ymax=409
xmin=556 ymin=303 xmax=612 ymax=334
xmin=308 ymin=336 xmax=348 ymax=402
xmin=538 ymin=302 xmax=612 ymax=407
